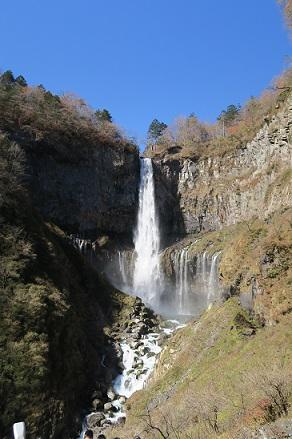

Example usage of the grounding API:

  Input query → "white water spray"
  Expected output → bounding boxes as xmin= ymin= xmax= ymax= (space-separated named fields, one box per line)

xmin=133 ymin=158 xmax=162 ymax=306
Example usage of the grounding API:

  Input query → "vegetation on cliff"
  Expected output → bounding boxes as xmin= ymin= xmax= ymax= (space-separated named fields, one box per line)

xmin=145 ymin=67 xmax=292 ymax=160
xmin=109 ymin=298 xmax=292 ymax=439
xmin=0 ymin=133 xmax=136 ymax=438
xmin=0 ymin=71 xmax=137 ymax=163
xmin=109 ymin=209 xmax=292 ymax=438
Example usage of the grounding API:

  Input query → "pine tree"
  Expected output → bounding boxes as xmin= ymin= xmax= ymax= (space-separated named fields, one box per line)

xmin=0 ymin=70 xmax=15 ymax=86
xmin=147 ymin=119 xmax=167 ymax=144
xmin=95 ymin=108 xmax=112 ymax=123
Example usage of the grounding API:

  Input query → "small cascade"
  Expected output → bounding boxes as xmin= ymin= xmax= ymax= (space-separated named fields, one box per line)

xmin=171 ymin=248 xmax=222 ymax=316
xmin=79 ymin=319 xmax=183 ymax=437
xmin=173 ymin=248 xmax=189 ymax=314
xmin=208 ymin=252 xmax=221 ymax=303
xmin=118 ymin=251 xmax=128 ymax=288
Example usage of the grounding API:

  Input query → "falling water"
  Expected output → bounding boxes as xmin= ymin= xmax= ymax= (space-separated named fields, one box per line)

xmin=133 ymin=158 xmax=162 ymax=306
xmin=172 ymin=249 xmax=222 ymax=315
xmin=208 ymin=252 xmax=221 ymax=303
xmin=174 ymin=248 xmax=189 ymax=313
xmin=118 ymin=251 xmax=128 ymax=288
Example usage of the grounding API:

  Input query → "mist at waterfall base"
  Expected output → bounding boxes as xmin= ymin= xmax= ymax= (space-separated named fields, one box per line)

xmin=106 ymin=158 xmax=222 ymax=321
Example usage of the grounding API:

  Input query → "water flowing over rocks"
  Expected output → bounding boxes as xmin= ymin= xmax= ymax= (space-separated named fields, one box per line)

xmin=78 ymin=298 xmax=182 ymax=438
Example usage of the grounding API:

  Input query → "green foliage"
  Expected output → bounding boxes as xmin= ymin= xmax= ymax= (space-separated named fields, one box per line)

xmin=14 ymin=75 xmax=27 ymax=87
xmin=95 ymin=108 xmax=112 ymax=122
xmin=147 ymin=118 xmax=167 ymax=144
xmin=0 ymin=70 xmax=15 ymax=86
xmin=217 ymin=104 xmax=241 ymax=125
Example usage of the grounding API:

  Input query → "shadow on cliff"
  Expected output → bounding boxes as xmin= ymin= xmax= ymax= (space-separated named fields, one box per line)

xmin=152 ymin=159 xmax=186 ymax=248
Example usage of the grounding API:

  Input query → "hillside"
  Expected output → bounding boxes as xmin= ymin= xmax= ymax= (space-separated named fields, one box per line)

xmin=0 ymin=72 xmax=139 ymax=239
xmin=0 ymin=132 xmax=138 ymax=438
xmin=1 ymin=5 xmax=292 ymax=437
xmin=106 ymin=91 xmax=292 ymax=438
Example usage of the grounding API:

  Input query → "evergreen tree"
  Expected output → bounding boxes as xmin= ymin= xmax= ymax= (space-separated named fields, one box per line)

xmin=217 ymin=104 xmax=241 ymax=125
xmin=147 ymin=119 xmax=167 ymax=144
xmin=95 ymin=108 xmax=112 ymax=123
xmin=0 ymin=70 xmax=15 ymax=86
xmin=15 ymin=75 xmax=27 ymax=87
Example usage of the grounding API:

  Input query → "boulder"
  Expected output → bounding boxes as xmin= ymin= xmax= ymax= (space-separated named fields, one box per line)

xmin=86 ymin=412 xmax=105 ymax=428
xmin=104 ymin=402 xmax=113 ymax=412
xmin=92 ymin=398 xmax=103 ymax=410
xmin=100 ymin=418 xmax=112 ymax=427
xmin=107 ymin=389 xmax=116 ymax=401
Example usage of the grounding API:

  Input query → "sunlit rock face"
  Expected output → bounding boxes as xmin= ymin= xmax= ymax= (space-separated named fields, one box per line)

xmin=151 ymin=99 xmax=292 ymax=235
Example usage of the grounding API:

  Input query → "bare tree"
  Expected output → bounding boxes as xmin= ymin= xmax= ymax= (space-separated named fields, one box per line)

xmin=139 ymin=407 xmax=188 ymax=439
xmin=247 ymin=360 xmax=292 ymax=423
xmin=186 ymin=384 xmax=225 ymax=436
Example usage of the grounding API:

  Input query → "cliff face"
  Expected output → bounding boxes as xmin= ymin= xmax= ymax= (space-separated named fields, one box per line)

xmin=152 ymin=98 xmax=292 ymax=236
xmin=26 ymin=143 xmax=140 ymax=238
xmin=0 ymin=80 xmax=140 ymax=240
xmin=0 ymin=132 xmax=142 ymax=438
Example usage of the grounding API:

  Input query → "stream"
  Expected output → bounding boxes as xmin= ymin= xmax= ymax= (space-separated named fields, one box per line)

xmin=79 ymin=319 xmax=184 ymax=437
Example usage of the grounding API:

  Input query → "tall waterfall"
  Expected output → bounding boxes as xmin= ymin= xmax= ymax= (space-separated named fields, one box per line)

xmin=109 ymin=158 xmax=222 ymax=318
xmin=133 ymin=158 xmax=162 ymax=306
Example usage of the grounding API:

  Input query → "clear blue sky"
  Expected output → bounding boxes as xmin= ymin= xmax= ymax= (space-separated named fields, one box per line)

xmin=0 ymin=0 xmax=291 ymax=146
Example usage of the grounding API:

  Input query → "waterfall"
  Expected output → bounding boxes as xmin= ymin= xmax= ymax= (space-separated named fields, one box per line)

xmin=202 ymin=250 xmax=208 ymax=297
xmin=118 ymin=251 xmax=128 ymax=287
xmin=208 ymin=252 xmax=221 ymax=303
xmin=172 ymin=249 xmax=222 ymax=316
xmin=133 ymin=158 xmax=162 ymax=307
xmin=174 ymin=248 xmax=189 ymax=313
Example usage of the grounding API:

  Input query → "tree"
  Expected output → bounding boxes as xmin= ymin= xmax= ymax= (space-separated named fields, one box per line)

xmin=147 ymin=118 xmax=167 ymax=144
xmin=15 ymin=75 xmax=27 ymax=87
xmin=217 ymin=104 xmax=241 ymax=136
xmin=0 ymin=70 xmax=15 ymax=86
xmin=95 ymin=108 xmax=112 ymax=123
xmin=217 ymin=104 xmax=240 ymax=125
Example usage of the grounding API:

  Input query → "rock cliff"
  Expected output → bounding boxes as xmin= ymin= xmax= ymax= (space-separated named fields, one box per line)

xmin=151 ymin=98 xmax=292 ymax=237
xmin=25 ymin=142 xmax=140 ymax=239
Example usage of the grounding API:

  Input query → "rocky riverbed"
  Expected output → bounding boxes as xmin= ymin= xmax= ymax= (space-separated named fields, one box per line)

xmin=79 ymin=298 xmax=183 ymax=438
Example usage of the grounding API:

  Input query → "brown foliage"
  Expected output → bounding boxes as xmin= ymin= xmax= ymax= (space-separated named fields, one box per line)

xmin=278 ymin=0 xmax=292 ymax=28
xmin=0 ymin=81 xmax=137 ymax=161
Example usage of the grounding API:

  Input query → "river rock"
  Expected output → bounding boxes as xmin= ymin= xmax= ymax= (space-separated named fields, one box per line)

xmin=116 ymin=416 xmax=126 ymax=425
xmin=133 ymin=359 xmax=143 ymax=368
xmin=100 ymin=418 xmax=112 ymax=427
xmin=111 ymin=404 xmax=119 ymax=413
xmin=86 ymin=412 xmax=105 ymax=428
xmin=147 ymin=351 xmax=156 ymax=358
xmin=104 ymin=402 xmax=113 ymax=411
xmin=107 ymin=389 xmax=116 ymax=401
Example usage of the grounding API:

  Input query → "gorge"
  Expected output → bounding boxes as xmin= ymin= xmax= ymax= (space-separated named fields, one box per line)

xmin=1 ymin=51 xmax=292 ymax=439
